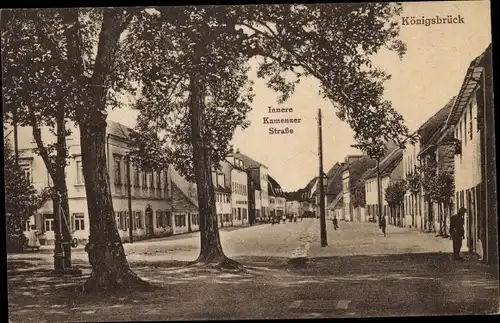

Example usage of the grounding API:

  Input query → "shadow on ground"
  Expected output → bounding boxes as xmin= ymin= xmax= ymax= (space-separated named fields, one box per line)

xmin=8 ymin=252 xmax=500 ymax=321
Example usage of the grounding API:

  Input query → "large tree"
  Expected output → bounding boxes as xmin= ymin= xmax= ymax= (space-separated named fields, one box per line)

xmin=2 ymin=8 xmax=149 ymax=291
xmin=127 ymin=3 xmax=408 ymax=268
xmin=4 ymin=139 xmax=51 ymax=252
xmin=2 ymin=9 xmax=77 ymax=269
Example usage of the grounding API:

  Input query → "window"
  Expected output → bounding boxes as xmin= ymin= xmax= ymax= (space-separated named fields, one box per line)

xmin=142 ymin=171 xmax=147 ymax=188
xmin=44 ymin=215 xmax=54 ymax=232
xmin=464 ymin=108 xmax=468 ymax=144
xmin=116 ymin=211 xmax=124 ymax=230
xmin=469 ymin=103 xmax=473 ymax=140
xmin=134 ymin=165 xmax=140 ymax=187
xmin=123 ymin=211 xmax=129 ymax=231
xmin=135 ymin=211 xmax=142 ymax=229
xmin=166 ymin=211 xmax=172 ymax=227
xmin=156 ymin=210 xmax=163 ymax=228
xmin=20 ymin=163 xmax=33 ymax=183
xmin=76 ymin=160 xmax=84 ymax=184
xmin=73 ymin=213 xmax=85 ymax=231
xmin=114 ymin=155 xmax=122 ymax=185
xmin=157 ymin=172 xmax=162 ymax=191
xmin=25 ymin=220 xmax=31 ymax=231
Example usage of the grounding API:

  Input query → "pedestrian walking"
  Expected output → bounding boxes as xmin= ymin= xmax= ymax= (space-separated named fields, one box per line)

xmin=26 ymin=225 xmax=40 ymax=251
xmin=294 ymin=214 xmax=298 ymax=223
xmin=282 ymin=214 xmax=286 ymax=224
xmin=380 ymin=215 xmax=387 ymax=237
xmin=332 ymin=216 xmax=339 ymax=230
xmin=450 ymin=207 xmax=466 ymax=260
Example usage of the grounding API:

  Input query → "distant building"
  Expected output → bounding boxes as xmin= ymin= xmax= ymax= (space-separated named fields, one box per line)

xmin=169 ymin=169 xmax=199 ymax=235
xmin=230 ymin=150 xmax=269 ymax=223
xmin=402 ymin=140 xmax=423 ymax=229
xmin=268 ymin=175 xmax=286 ymax=220
xmin=364 ymin=149 xmax=404 ymax=224
xmin=416 ymin=98 xmax=455 ymax=231
xmin=223 ymin=157 xmax=249 ymax=226
xmin=341 ymin=155 xmax=377 ymax=221
xmin=212 ymin=162 xmax=232 ymax=227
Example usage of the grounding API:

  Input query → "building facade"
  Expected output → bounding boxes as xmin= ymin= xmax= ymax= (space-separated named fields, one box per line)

xmin=447 ymin=44 xmax=496 ymax=263
xmin=212 ymin=164 xmax=232 ymax=227
xmin=364 ymin=149 xmax=404 ymax=225
xmin=225 ymin=158 xmax=249 ymax=226
xmin=402 ymin=141 xmax=424 ymax=229
xmin=231 ymin=150 xmax=269 ymax=223
xmin=11 ymin=121 xmax=175 ymax=245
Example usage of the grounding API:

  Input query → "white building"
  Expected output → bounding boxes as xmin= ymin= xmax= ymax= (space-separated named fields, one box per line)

xmin=286 ymin=200 xmax=300 ymax=217
xmin=230 ymin=150 xmax=268 ymax=222
xmin=447 ymin=63 xmax=484 ymax=256
xmin=402 ymin=141 xmax=424 ymax=229
xmin=364 ymin=149 xmax=404 ymax=224
xmin=8 ymin=120 xmax=176 ymax=245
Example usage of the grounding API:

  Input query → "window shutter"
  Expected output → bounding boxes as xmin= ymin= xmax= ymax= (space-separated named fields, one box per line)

xmin=36 ymin=213 xmax=43 ymax=232
xmin=71 ymin=214 xmax=75 ymax=232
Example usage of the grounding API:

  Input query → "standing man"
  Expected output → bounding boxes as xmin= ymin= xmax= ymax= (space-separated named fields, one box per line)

xmin=332 ymin=216 xmax=339 ymax=230
xmin=380 ymin=215 xmax=387 ymax=237
xmin=450 ymin=207 xmax=466 ymax=260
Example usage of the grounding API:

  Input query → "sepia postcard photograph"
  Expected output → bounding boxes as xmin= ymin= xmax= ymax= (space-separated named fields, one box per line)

xmin=2 ymin=1 xmax=498 ymax=321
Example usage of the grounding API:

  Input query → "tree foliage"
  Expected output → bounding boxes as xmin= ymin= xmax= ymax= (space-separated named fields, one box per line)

xmin=406 ymin=170 xmax=421 ymax=196
xmin=127 ymin=3 xmax=408 ymax=178
xmin=351 ymin=182 xmax=366 ymax=208
xmin=4 ymin=140 xmax=51 ymax=252
xmin=384 ymin=180 xmax=407 ymax=207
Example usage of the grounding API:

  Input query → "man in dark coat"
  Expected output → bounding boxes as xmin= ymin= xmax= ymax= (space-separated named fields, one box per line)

xmin=380 ymin=215 xmax=387 ymax=237
xmin=449 ymin=207 xmax=466 ymax=260
xmin=332 ymin=216 xmax=339 ymax=230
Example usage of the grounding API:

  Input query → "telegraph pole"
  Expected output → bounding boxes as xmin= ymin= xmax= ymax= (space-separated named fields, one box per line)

xmin=376 ymin=157 xmax=383 ymax=228
xmin=126 ymin=155 xmax=133 ymax=243
xmin=318 ymin=108 xmax=328 ymax=247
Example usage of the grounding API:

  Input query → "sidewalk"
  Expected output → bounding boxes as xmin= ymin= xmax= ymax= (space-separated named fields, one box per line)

xmin=308 ymin=221 xmax=451 ymax=258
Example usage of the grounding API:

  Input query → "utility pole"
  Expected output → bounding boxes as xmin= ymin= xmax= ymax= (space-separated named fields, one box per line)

xmin=318 ymin=108 xmax=328 ymax=247
xmin=126 ymin=155 xmax=133 ymax=243
xmin=376 ymin=157 xmax=383 ymax=228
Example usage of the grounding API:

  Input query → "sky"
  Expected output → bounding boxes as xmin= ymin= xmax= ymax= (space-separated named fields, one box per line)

xmin=108 ymin=1 xmax=492 ymax=192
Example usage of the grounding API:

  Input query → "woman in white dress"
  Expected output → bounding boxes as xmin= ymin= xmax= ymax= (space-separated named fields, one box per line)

xmin=27 ymin=225 xmax=41 ymax=251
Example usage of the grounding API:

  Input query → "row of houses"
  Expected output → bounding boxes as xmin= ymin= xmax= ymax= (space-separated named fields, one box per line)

xmin=287 ymin=44 xmax=496 ymax=264
xmin=7 ymin=120 xmax=288 ymax=245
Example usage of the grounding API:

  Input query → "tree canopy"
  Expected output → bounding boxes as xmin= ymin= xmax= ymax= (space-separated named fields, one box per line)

xmin=385 ymin=180 xmax=407 ymax=208
xmin=127 ymin=3 xmax=409 ymax=178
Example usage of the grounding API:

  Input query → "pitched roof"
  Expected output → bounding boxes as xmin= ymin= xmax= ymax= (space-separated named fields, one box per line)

xmin=363 ymin=148 xmax=404 ymax=180
xmin=107 ymin=120 xmax=133 ymax=139
xmin=268 ymin=174 xmax=285 ymax=197
xmin=446 ymin=44 xmax=492 ymax=127
xmin=171 ymin=181 xmax=197 ymax=211
xmin=418 ymin=97 xmax=455 ymax=148
xmin=230 ymin=151 xmax=267 ymax=169
xmin=325 ymin=163 xmax=344 ymax=197
xmin=169 ymin=167 xmax=198 ymax=207
xmin=327 ymin=192 xmax=343 ymax=210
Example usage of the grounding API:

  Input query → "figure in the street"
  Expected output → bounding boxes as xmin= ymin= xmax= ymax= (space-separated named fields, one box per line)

xmin=26 ymin=225 xmax=40 ymax=251
xmin=282 ymin=214 xmax=286 ymax=224
xmin=332 ymin=216 xmax=339 ymax=230
xmin=450 ymin=207 xmax=466 ymax=260
xmin=380 ymin=215 xmax=387 ymax=237
xmin=293 ymin=214 xmax=298 ymax=223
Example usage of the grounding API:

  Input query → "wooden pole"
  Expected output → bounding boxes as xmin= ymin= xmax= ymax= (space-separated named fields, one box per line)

xmin=318 ymin=108 xmax=327 ymax=247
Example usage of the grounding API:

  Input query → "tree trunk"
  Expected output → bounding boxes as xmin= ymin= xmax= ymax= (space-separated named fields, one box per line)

xmin=54 ymin=171 xmax=72 ymax=269
xmin=188 ymin=70 xmax=240 ymax=270
xmin=79 ymin=122 xmax=149 ymax=292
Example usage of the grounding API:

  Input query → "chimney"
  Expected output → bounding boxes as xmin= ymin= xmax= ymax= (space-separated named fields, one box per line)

xmin=236 ymin=148 xmax=240 ymax=153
